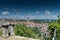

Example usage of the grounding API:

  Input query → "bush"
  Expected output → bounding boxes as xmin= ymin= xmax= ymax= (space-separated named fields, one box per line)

xmin=14 ymin=24 xmax=37 ymax=38
xmin=49 ymin=22 xmax=60 ymax=40
xmin=0 ymin=29 xmax=2 ymax=36
xmin=32 ymin=27 xmax=41 ymax=37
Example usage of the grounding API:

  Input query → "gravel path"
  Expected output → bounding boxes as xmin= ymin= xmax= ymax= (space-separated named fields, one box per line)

xmin=0 ymin=36 xmax=40 ymax=40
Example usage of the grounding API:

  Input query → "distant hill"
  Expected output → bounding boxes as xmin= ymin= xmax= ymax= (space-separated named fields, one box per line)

xmin=0 ymin=18 xmax=57 ymax=23
xmin=30 ymin=19 xmax=57 ymax=23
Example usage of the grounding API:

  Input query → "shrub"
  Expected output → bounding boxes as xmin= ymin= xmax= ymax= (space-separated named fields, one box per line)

xmin=0 ymin=29 xmax=2 ymax=36
xmin=14 ymin=24 xmax=36 ymax=38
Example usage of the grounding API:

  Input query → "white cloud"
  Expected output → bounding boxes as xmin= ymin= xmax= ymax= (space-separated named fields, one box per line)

xmin=17 ymin=12 xmax=20 ymax=14
xmin=28 ymin=13 xmax=31 ymax=16
xmin=9 ymin=15 xmax=26 ymax=19
xmin=1 ymin=11 xmax=10 ymax=15
xmin=35 ymin=11 xmax=40 ymax=14
xmin=45 ymin=15 xmax=48 ymax=17
xmin=45 ymin=10 xmax=51 ymax=15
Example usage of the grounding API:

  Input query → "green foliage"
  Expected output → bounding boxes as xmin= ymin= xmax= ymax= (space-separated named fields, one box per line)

xmin=14 ymin=24 xmax=37 ymax=38
xmin=32 ymin=27 xmax=41 ymax=37
xmin=48 ymin=17 xmax=60 ymax=40
xmin=0 ymin=29 xmax=2 ymax=36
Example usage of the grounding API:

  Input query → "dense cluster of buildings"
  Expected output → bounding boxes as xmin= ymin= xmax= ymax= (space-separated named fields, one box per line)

xmin=20 ymin=21 xmax=49 ymax=36
xmin=0 ymin=19 xmax=49 ymax=37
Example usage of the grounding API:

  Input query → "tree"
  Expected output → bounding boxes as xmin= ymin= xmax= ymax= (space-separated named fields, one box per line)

xmin=48 ymin=16 xmax=60 ymax=40
xmin=0 ymin=29 xmax=2 ymax=36
xmin=14 ymin=24 xmax=37 ymax=38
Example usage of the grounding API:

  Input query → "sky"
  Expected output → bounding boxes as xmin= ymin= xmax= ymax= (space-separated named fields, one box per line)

xmin=0 ymin=0 xmax=60 ymax=20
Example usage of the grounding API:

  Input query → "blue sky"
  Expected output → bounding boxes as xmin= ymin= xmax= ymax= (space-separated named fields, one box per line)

xmin=0 ymin=0 xmax=60 ymax=20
